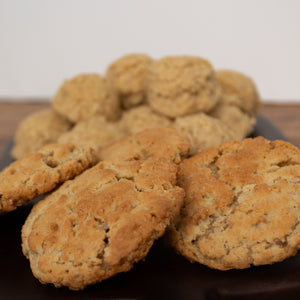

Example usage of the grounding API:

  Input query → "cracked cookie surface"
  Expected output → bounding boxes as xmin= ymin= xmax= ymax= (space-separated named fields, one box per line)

xmin=147 ymin=56 xmax=220 ymax=118
xmin=168 ymin=137 xmax=300 ymax=270
xmin=0 ymin=143 xmax=97 ymax=214
xmin=21 ymin=128 xmax=189 ymax=290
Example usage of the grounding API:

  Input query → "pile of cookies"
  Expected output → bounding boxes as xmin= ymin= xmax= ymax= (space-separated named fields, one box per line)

xmin=11 ymin=54 xmax=261 ymax=160
xmin=1 ymin=54 xmax=299 ymax=291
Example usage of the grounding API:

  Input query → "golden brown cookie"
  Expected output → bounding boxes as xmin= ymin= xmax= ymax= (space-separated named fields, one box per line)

xmin=11 ymin=109 xmax=72 ymax=159
xmin=51 ymin=74 xmax=120 ymax=123
xmin=106 ymin=54 xmax=153 ymax=109
xmin=58 ymin=116 xmax=126 ymax=155
xmin=21 ymin=128 xmax=189 ymax=290
xmin=147 ymin=56 xmax=220 ymax=118
xmin=168 ymin=137 xmax=300 ymax=270
xmin=174 ymin=113 xmax=236 ymax=155
xmin=120 ymin=105 xmax=172 ymax=135
xmin=0 ymin=143 xmax=97 ymax=214
xmin=98 ymin=127 xmax=190 ymax=163
xmin=216 ymin=70 xmax=261 ymax=116
xmin=209 ymin=103 xmax=256 ymax=140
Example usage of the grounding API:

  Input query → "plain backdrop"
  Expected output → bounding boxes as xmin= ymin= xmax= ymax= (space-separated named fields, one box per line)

xmin=0 ymin=0 xmax=300 ymax=102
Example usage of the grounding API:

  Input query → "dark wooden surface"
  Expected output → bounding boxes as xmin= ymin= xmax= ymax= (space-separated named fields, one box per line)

xmin=0 ymin=101 xmax=299 ymax=159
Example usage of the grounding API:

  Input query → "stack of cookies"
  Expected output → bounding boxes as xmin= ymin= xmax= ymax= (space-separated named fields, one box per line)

xmin=11 ymin=53 xmax=261 ymax=160
xmin=1 ymin=54 xmax=299 ymax=291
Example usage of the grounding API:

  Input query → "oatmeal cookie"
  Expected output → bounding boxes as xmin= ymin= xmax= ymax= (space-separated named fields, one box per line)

xmin=106 ymin=54 xmax=153 ymax=109
xmin=174 ymin=113 xmax=236 ymax=155
xmin=11 ymin=109 xmax=71 ymax=159
xmin=216 ymin=70 xmax=261 ymax=116
xmin=51 ymin=74 xmax=120 ymax=123
xmin=21 ymin=129 xmax=189 ymax=290
xmin=209 ymin=103 xmax=256 ymax=140
xmin=58 ymin=116 xmax=126 ymax=155
xmin=168 ymin=137 xmax=300 ymax=270
xmin=120 ymin=105 xmax=172 ymax=135
xmin=147 ymin=56 xmax=220 ymax=117
xmin=0 ymin=143 xmax=97 ymax=214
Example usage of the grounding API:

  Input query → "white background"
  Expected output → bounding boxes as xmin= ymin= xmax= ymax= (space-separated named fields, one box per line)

xmin=0 ymin=0 xmax=300 ymax=102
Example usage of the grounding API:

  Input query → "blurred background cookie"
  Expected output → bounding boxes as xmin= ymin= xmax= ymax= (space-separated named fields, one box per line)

xmin=58 ymin=116 xmax=126 ymax=156
xmin=120 ymin=105 xmax=172 ymax=135
xmin=51 ymin=73 xmax=120 ymax=123
xmin=147 ymin=56 xmax=221 ymax=118
xmin=174 ymin=113 xmax=235 ymax=155
xmin=11 ymin=109 xmax=71 ymax=159
xmin=106 ymin=54 xmax=153 ymax=109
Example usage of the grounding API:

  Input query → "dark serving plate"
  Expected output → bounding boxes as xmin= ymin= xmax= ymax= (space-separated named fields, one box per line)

xmin=0 ymin=115 xmax=298 ymax=300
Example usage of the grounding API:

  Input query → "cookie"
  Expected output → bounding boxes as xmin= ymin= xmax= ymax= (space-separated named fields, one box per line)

xmin=58 ymin=116 xmax=126 ymax=155
xmin=98 ymin=127 xmax=190 ymax=163
xmin=209 ymin=103 xmax=256 ymax=140
xmin=11 ymin=109 xmax=72 ymax=159
xmin=147 ymin=56 xmax=221 ymax=118
xmin=21 ymin=129 xmax=189 ymax=290
xmin=216 ymin=70 xmax=261 ymax=116
xmin=174 ymin=113 xmax=235 ymax=155
xmin=106 ymin=54 xmax=153 ymax=109
xmin=0 ymin=143 xmax=97 ymax=214
xmin=168 ymin=137 xmax=300 ymax=270
xmin=51 ymin=74 xmax=120 ymax=123
xmin=120 ymin=105 xmax=172 ymax=135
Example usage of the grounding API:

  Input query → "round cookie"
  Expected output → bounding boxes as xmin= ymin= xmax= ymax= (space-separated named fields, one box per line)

xmin=58 ymin=116 xmax=126 ymax=155
xmin=0 ymin=143 xmax=97 ymax=214
xmin=51 ymin=74 xmax=120 ymax=123
xmin=216 ymin=70 xmax=261 ymax=116
xmin=120 ymin=105 xmax=172 ymax=135
xmin=174 ymin=113 xmax=236 ymax=155
xmin=11 ymin=109 xmax=72 ymax=159
xmin=168 ymin=137 xmax=300 ymax=270
xmin=209 ymin=103 xmax=256 ymax=140
xmin=106 ymin=54 xmax=153 ymax=109
xmin=98 ymin=127 xmax=190 ymax=164
xmin=147 ymin=56 xmax=221 ymax=118
xmin=21 ymin=129 xmax=189 ymax=290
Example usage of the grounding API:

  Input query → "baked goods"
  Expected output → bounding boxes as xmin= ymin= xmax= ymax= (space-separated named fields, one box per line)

xmin=58 ymin=116 xmax=126 ymax=155
xmin=209 ymin=104 xmax=256 ymax=141
xmin=174 ymin=113 xmax=236 ymax=155
xmin=215 ymin=70 xmax=261 ymax=116
xmin=168 ymin=137 xmax=300 ymax=270
xmin=98 ymin=127 xmax=190 ymax=163
xmin=11 ymin=109 xmax=71 ymax=159
xmin=52 ymin=74 xmax=120 ymax=123
xmin=21 ymin=128 xmax=189 ymax=290
xmin=106 ymin=54 xmax=153 ymax=109
xmin=0 ymin=143 xmax=97 ymax=214
xmin=120 ymin=105 xmax=172 ymax=135
xmin=147 ymin=56 xmax=221 ymax=118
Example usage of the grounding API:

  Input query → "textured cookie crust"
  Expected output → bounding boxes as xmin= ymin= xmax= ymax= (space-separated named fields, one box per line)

xmin=168 ymin=137 xmax=300 ymax=270
xmin=120 ymin=105 xmax=172 ymax=135
xmin=22 ymin=145 xmax=186 ymax=290
xmin=106 ymin=54 xmax=153 ymax=109
xmin=0 ymin=143 xmax=97 ymax=214
xmin=209 ymin=103 xmax=256 ymax=140
xmin=98 ymin=127 xmax=190 ymax=164
xmin=147 ymin=56 xmax=220 ymax=118
xmin=58 ymin=116 xmax=126 ymax=155
xmin=51 ymin=74 xmax=120 ymax=123
xmin=11 ymin=109 xmax=71 ymax=159
xmin=174 ymin=113 xmax=235 ymax=155
xmin=216 ymin=70 xmax=261 ymax=116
